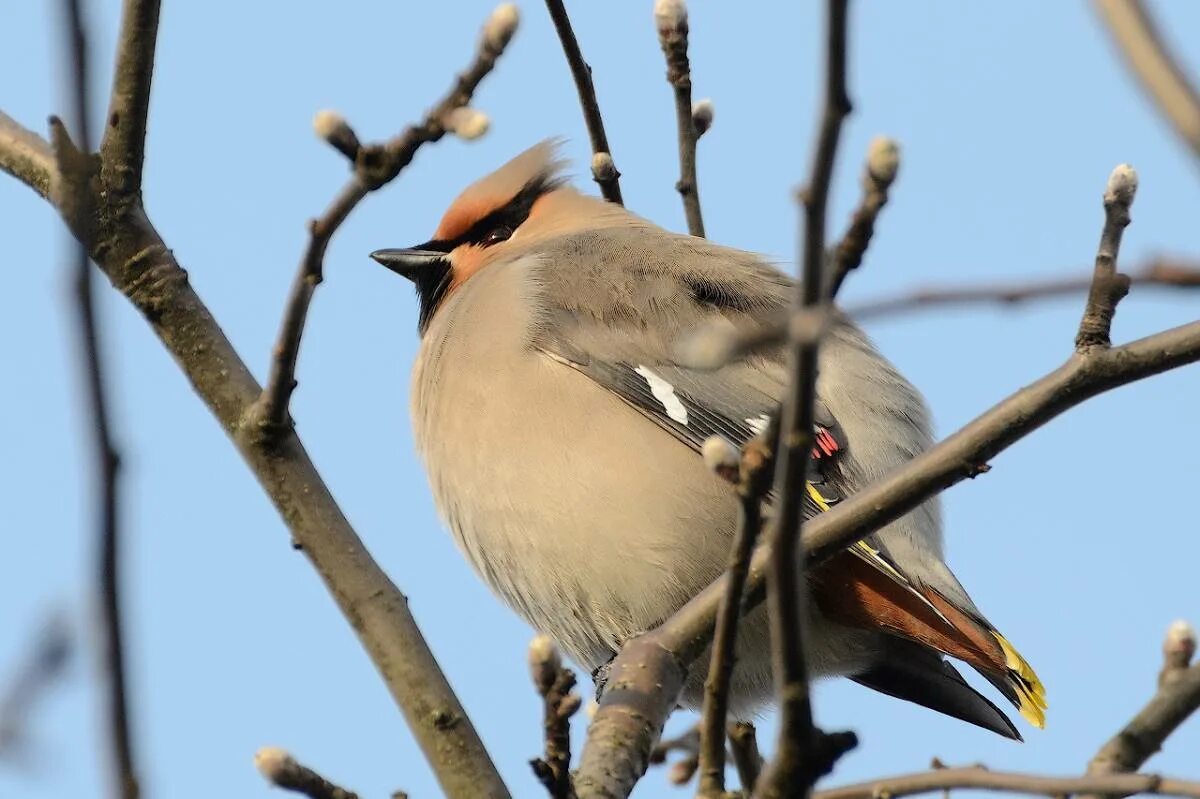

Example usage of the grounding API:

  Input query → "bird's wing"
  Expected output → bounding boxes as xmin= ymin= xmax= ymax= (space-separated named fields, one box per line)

xmin=528 ymin=231 xmax=1045 ymax=727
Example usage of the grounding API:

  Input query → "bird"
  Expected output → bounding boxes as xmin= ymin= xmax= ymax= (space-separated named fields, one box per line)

xmin=371 ymin=140 xmax=1046 ymax=739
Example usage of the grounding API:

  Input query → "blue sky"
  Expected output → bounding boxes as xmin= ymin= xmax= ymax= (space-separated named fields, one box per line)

xmin=2 ymin=2 xmax=1199 ymax=797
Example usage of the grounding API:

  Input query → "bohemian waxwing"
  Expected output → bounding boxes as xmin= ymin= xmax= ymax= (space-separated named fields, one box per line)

xmin=371 ymin=141 xmax=1046 ymax=739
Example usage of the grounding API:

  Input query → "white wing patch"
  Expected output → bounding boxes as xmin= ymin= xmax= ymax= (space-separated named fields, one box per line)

xmin=634 ymin=366 xmax=689 ymax=425
xmin=745 ymin=414 xmax=770 ymax=435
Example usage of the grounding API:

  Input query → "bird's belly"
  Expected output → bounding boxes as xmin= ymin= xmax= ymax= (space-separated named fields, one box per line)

xmin=415 ymin=350 xmax=738 ymax=669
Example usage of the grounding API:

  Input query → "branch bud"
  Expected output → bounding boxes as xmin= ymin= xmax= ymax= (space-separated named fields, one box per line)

xmin=484 ymin=3 xmax=520 ymax=52
xmin=654 ymin=0 xmax=688 ymax=34
xmin=1106 ymin=163 xmax=1138 ymax=206
xmin=591 ymin=151 xmax=618 ymax=183
xmin=312 ymin=110 xmax=360 ymax=162
xmin=866 ymin=135 xmax=900 ymax=186
xmin=443 ymin=107 xmax=490 ymax=141
xmin=675 ymin=322 xmax=736 ymax=370
xmin=702 ymin=435 xmax=740 ymax=484
xmin=691 ymin=98 xmax=715 ymax=138
xmin=528 ymin=633 xmax=561 ymax=693
xmin=254 ymin=746 xmax=296 ymax=784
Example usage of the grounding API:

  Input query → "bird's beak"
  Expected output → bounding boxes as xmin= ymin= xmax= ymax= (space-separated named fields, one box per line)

xmin=370 ymin=248 xmax=447 ymax=282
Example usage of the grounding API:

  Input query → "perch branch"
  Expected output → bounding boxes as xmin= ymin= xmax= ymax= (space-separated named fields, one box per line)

xmin=575 ymin=164 xmax=1200 ymax=799
xmin=755 ymin=1 xmax=854 ymax=795
xmin=1093 ymin=0 xmax=1200 ymax=163
xmin=1076 ymin=164 xmax=1136 ymax=349
xmin=543 ymin=0 xmax=623 ymax=204
xmin=729 ymin=722 xmax=764 ymax=793
xmin=251 ymin=4 xmax=519 ymax=433
xmin=814 ymin=767 xmax=1200 ymax=799
xmin=655 ymin=0 xmax=705 ymax=236
xmin=56 ymin=2 xmax=138 ymax=797
xmin=255 ymin=747 xmax=358 ymax=799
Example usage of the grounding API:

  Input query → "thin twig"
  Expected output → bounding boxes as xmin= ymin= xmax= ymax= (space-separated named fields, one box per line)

xmin=0 ymin=612 xmax=72 ymax=759
xmin=255 ymin=747 xmax=359 ymax=799
xmin=755 ymin=1 xmax=854 ymax=796
xmin=98 ymin=0 xmax=160 ymax=193
xmin=1076 ymin=164 xmax=1136 ymax=349
xmin=847 ymin=257 xmax=1200 ymax=320
xmin=250 ymin=3 xmax=520 ymax=433
xmin=0 ymin=111 xmax=55 ymax=200
xmin=728 ymin=722 xmax=764 ymax=794
xmin=528 ymin=636 xmax=580 ymax=799
xmin=1086 ymin=622 xmax=1200 ymax=780
xmin=575 ymin=165 xmax=1199 ymax=799
xmin=655 ymin=0 xmax=705 ymax=237
xmin=1093 ymin=0 xmax=1200 ymax=163
xmin=814 ymin=767 xmax=1200 ymax=799
xmin=56 ymin=3 xmax=138 ymax=798
xmin=697 ymin=429 xmax=775 ymax=798
xmin=825 ymin=136 xmax=899 ymax=300
xmin=543 ymin=0 xmax=623 ymax=204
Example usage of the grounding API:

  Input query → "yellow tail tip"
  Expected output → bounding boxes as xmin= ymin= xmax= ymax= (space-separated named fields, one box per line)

xmin=992 ymin=631 xmax=1047 ymax=729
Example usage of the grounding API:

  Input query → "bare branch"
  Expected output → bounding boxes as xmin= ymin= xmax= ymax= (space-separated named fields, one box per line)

xmin=1076 ymin=164 xmax=1137 ymax=349
xmin=655 ymin=0 xmax=705 ymax=237
xmin=99 ymin=0 xmax=161 ymax=192
xmin=847 ymin=257 xmax=1200 ymax=320
xmin=0 ymin=111 xmax=55 ymax=200
xmin=1093 ymin=0 xmax=1200 ymax=163
xmin=528 ymin=635 xmax=580 ymax=799
xmin=0 ymin=612 xmax=72 ymax=759
xmin=255 ymin=747 xmax=358 ymax=799
xmin=755 ymin=1 xmax=854 ymax=795
xmin=249 ymin=3 xmax=520 ymax=434
xmin=2 ymin=4 xmax=515 ymax=795
xmin=1087 ymin=621 xmax=1200 ymax=778
xmin=543 ymin=0 xmax=623 ymax=204
xmin=814 ymin=767 xmax=1200 ymax=799
xmin=697 ymin=428 xmax=775 ymax=798
xmin=826 ymin=136 xmax=899 ymax=300
xmin=649 ymin=726 xmax=700 ymax=786
xmin=728 ymin=722 xmax=763 ymax=793
xmin=55 ymin=3 xmax=139 ymax=798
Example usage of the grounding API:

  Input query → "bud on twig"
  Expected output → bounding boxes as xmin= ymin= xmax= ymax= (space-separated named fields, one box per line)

xmin=654 ymin=0 xmax=688 ymax=34
xmin=312 ymin=110 xmax=360 ymax=162
xmin=1106 ymin=163 xmax=1139 ymax=206
xmin=591 ymin=151 xmax=618 ymax=183
xmin=866 ymin=135 xmax=900 ymax=186
xmin=443 ymin=107 xmax=490 ymax=141
xmin=483 ymin=3 xmax=520 ymax=52
xmin=702 ymin=435 xmax=739 ymax=484
xmin=691 ymin=98 xmax=714 ymax=138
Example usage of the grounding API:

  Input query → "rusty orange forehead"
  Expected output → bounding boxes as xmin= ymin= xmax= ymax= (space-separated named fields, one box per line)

xmin=433 ymin=195 xmax=503 ymax=242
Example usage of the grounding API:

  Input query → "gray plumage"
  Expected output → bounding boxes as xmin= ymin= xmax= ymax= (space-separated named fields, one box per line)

xmin=380 ymin=141 xmax=1042 ymax=737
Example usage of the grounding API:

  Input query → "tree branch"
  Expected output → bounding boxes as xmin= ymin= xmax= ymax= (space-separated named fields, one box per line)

xmin=0 ymin=111 xmax=55 ymax=200
xmin=528 ymin=635 xmax=580 ymax=799
xmin=755 ymin=1 xmax=854 ymax=795
xmin=696 ymin=430 xmax=775 ymax=798
xmin=249 ymin=4 xmax=519 ymax=433
xmin=576 ymin=165 xmax=1200 ymax=799
xmin=255 ymin=747 xmax=359 ymax=799
xmin=56 ymin=2 xmax=138 ymax=798
xmin=825 ymin=136 xmax=899 ymax=300
xmin=1093 ymin=0 xmax=1200 ymax=163
xmin=814 ymin=767 xmax=1200 ymax=799
xmin=3 ymin=4 xmax=514 ymax=796
xmin=1076 ymin=164 xmax=1136 ymax=349
xmin=543 ymin=0 xmax=623 ymax=204
xmin=1087 ymin=621 xmax=1200 ymax=780
xmin=655 ymin=0 xmax=705 ymax=237
xmin=728 ymin=722 xmax=764 ymax=793
xmin=99 ymin=0 xmax=161 ymax=193
xmin=846 ymin=257 xmax=1200 ymax=320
